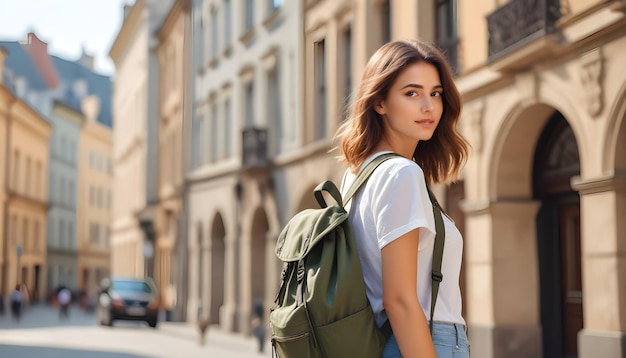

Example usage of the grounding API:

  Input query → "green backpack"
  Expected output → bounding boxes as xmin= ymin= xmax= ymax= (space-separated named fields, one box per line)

xmin=269 ymin=153 xmax=446 ymax=357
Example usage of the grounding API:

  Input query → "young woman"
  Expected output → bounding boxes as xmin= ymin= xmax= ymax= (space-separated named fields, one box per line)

xmin=336 ymin=40 xmax=470 ymax=357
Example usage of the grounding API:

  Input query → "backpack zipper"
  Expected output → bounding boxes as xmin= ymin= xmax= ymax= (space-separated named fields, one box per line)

xmin=272 ymin=331 xmax=310 ymax=343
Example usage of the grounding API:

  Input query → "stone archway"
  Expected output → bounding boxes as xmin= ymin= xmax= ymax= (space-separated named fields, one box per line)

xmin=249 ymin=208 xmax=269 ymax=326
xmin=533 ymin=112 xmax=582 ymax=358
xmin=472 ymin=103 xmax=583 ymax=358
xmin=209 ymin=213 xmax=226 ymax=325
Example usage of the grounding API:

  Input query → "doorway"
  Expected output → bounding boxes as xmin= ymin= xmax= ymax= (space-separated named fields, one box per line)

xmin=534 ymin=112 xmax=583 ymax=358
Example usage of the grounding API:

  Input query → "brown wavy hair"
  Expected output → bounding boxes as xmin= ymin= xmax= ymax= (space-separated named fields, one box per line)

xmin=335 ymin=39 xmax=469 ymax=184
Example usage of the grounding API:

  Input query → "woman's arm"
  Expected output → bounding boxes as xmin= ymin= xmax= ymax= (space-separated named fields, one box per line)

xmin=381 ymin=228 xmax=436 ymax=358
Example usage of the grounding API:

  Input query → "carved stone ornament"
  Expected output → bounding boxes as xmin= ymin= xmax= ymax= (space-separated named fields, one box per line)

xmin=462 ymin=100 xmax=485 ymax=154
xmin=579 ymin=48 xmax=604 ymax=118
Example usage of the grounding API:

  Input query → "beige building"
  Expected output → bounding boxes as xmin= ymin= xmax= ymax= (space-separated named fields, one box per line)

xmin=154 ymin=0 xmax=191 ymax=319
xmin=109 ymin=0 xmax=173 ymax=278
xmin=113 ymin=0 xmax=625 ymax=356
xmin=187 ymin=0 xmax=398 ymax=336
xmin=76 ymin=95 xmax=112 ymax=296
xmin=187 ymin=0 xmax=308 ymax=332
xmin=454 ymin=1 xmax=626 ymax=357
xmin=0 ymin=50 xmax=51 ymax=302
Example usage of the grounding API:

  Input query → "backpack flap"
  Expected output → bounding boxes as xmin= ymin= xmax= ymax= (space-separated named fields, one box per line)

xmin=275 ymin=206 xmax=348 ymax=262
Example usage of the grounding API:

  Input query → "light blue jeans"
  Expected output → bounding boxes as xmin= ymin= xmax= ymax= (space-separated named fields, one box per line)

xmin=382 ymin=321 xmax=470 ymax=358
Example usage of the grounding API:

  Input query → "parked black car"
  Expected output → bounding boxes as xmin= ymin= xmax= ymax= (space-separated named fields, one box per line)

xmin=97 ymin=277 xmax=159 ymax=328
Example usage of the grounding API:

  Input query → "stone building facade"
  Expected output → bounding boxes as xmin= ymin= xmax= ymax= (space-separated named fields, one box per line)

xmin=0 ymin=52 xmax=52 ymax=301
xmin=455 ymin=1 xmax=626 ymax=357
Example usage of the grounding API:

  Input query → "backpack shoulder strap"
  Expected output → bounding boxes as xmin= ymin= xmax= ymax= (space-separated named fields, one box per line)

xmin=426 ymin=185 xmax=445 ymax=334
xmin=343 ymin=153 xmax=400 ymax=204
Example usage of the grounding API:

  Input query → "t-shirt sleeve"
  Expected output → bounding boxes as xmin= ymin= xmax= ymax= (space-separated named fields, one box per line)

xmin=370 ymin=161 xmax=436 ymax=249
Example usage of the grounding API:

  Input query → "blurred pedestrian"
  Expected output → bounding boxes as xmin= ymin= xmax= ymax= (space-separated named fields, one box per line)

xmin=57 ymin=286 xmax=71 ymax=320
xmin=9 ymin=285 xmax=22 ymax=321
xmin=251 ymin=299 xmax=265 ymax=353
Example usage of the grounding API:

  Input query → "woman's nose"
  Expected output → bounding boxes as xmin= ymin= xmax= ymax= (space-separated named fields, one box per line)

xmin=421 ymin=97 xmax=434 ymax=112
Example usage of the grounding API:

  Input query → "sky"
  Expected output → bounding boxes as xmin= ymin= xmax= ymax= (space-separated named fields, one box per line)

xmin=0 ymin=0 xmax=134 ymax=76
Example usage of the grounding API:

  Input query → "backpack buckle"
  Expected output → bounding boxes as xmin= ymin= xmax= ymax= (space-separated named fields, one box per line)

xmin=432 ymin=271 xmax=443 ymax=283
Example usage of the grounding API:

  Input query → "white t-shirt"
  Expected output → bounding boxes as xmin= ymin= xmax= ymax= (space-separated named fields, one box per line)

xmin=58 ymin=289 xmax=71 ymax=305
xmin=341 ymin=152 xmax=465 ymax=327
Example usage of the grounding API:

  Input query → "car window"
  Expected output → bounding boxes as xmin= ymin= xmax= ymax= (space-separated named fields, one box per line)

xmin=112 ymin=280 xmax=152 ymax=293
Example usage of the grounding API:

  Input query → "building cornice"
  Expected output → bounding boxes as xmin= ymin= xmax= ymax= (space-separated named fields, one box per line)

xmin=157 ymin=0 xmax=189 ymax=40
xmin=11 ymin=98 xmax=52 ymax=139
xmin=571 ymin=173 xmax=626 ymax=195
xmin=53 ymin=100 xmax=85 ymax=127
xmin=109 ymin=0 xmax=146 ymax=63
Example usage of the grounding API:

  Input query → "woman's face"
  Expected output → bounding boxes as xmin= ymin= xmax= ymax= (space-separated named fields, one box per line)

xmin=375 ymin=61 xmax=443 ymax=150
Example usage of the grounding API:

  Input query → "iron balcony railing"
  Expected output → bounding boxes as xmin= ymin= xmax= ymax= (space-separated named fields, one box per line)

xmin=241 ymin=127 xmax=269 ymax=169
xmin=487 ymin=0 xmax=562 ymax=61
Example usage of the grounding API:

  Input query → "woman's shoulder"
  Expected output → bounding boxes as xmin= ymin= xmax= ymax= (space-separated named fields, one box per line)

xmin=374 ymin=155 xmax=425 ymax=178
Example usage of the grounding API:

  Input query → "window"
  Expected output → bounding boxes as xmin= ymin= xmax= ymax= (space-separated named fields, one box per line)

xmin=224 ymin=98 xmax=232 ymax=157
xmin=36 ymin=162 xmax=42 ymax=199
xmin=245 ymin=82 xmax=255 ymax=128
xmin=68 ymin=223 xmax=74 ymax=248
xmin=59 ymin=219 xmax=65 ymax=247
xmin=198 ymin=114 xmax=206 ymax=165
xmin=26 ymin=156 xmax=32 ymax=196
xmin=267 ymin=66 xmax=282 ymax=155
xmin=60 ymin=136 xmax=67 ymax=161
xmin=224 ymin=0 xmax=232 ymax=47
xmin=34 ymin=221 xmax=40 ymax=252
xmin=435 ymin=0 xmax=459 ymax=74
xmin=192 ymin=115 xmax=200 ymax=168
xmin=94 ymin=223 xmax=100 ymax=244
xmin=97 ymin=188 xmax=103 ymax=209
xmin=245 ymin=0 xmax=254 ymax=30
xmin=90 ymin=223 xmax=96 ymax=244
xmin=23 ymin=218 xmax=29 ymax=251
xmin=70 ymin=140 xmax=76 ymax=164
xmin=195 ymin=5 xmax=205 ymax=72
xmin=104 ymin=226 xmax=110 ymax=247
xmin=60 ymin=177 xmax=66 ymax=206
xmin=89 ymin=186 xmax=94 ymax=206
xmin=11 ymin=215 xmax=17 ymax=247
xmin=211 ymin=103 xmax=219 ymax=161
xmin=69 ymin=180 xmax=75 ymax=208
xmin=342 ymin=26 xmax=353 ymax=116
xmin=13 ymin=150 xmax=19 ymax=192
xmin=211 ymin=9 xmax=219 ymax=58
xmin=314 ymin=39 xmax=327 ymax=140
xmin=203 ymin=111 xmax=211 ymax=164
xmin=381 ymin=0 xmax=391 ymax=44
xmin=50 ymin=173 xmax=56 ymax=203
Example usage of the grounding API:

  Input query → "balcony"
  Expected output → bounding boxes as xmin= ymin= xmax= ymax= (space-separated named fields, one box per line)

xmin=241 ymin=127 xmax=270 ymax=169
xmin=487 ymin=0 xmax=562 ymax=66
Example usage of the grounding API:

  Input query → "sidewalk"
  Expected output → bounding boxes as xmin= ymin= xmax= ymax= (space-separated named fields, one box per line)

xmin=0 ymin=304 xmax=271 ymax=357
xmin=157 ymin=321 xmax=270 ymax=357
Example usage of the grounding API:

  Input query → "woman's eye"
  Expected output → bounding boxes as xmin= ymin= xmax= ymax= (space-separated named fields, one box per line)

xmin=406 ymin=91 xmax=418 ymax=96
xmin=431 ymin=91 xmax=443 ymax=97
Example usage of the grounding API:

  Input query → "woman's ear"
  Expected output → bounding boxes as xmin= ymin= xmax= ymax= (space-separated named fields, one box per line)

xmin=374 ymin=99 xmax=386 ymax=116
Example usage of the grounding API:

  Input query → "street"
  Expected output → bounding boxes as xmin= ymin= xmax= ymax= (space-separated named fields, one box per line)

xmin=0 ymin=304 xmax=269 ymax=358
